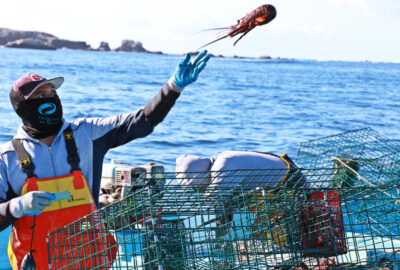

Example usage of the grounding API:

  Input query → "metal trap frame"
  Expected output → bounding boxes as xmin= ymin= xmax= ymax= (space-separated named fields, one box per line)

xmin=296 ymin=127 xmax=400 ymax=188
xmin=47 ymin=167 xmax=400 ymax=269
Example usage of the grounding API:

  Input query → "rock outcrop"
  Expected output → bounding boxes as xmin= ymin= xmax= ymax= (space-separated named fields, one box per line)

xmin=0 ymin=27 xmax=168 ymax=55
xmin=115 ymin=40 xmax=148 ymax=53
xmin=96 ymin=41 xmax=111 ymax=51
xmin=49 ymin=38 xmax=90 ymax=50
xmin=5 ymin=38 xmax=56 ymax=50
xmin=0 ymin=27 xmax=90 ymax=50
xmin=113 ymin=40 xmax=162 ymax=54
xmin=0 ymin=28 xmax=55 ymax=45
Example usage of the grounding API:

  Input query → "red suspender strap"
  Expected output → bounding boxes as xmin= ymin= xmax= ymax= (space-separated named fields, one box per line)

xmin=73 ymin=170 xmax=84 ymax=189
xmin=26 ymin=177 xmax=38 ymax=191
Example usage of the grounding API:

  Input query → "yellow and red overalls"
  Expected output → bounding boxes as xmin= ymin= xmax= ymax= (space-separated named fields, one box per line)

xmin=8 ymin=126 xmax=116 ymax=270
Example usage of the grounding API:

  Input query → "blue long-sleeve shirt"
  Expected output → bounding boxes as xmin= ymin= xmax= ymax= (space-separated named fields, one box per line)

xmin=0 ymin=83 xmax=180 ymax=230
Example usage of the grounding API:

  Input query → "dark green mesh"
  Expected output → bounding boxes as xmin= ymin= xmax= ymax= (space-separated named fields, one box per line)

xmin=47 ymin=167 xmax=400 ymax=269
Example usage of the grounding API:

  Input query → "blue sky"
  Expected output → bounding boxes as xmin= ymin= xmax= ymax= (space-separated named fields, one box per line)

xmin=1 ymin=0 xmax=399 ymax=62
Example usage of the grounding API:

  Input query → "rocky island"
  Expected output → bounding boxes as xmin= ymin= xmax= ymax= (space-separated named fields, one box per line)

xmin=0 ymin=27 xmax=281 ymax=60
xmin=0 ymin=27 xmax=162 ymax=54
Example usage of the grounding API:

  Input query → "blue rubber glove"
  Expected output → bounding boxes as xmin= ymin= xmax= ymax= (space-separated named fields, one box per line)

xmin=169 ymin=50 xmax=211 ymax=92
xmin=9 ymin=191 xmax=56 ymax=218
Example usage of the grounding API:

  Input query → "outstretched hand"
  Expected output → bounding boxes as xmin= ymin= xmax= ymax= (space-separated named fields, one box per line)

xmin=169 ymin=50 xmax=211 ymax=92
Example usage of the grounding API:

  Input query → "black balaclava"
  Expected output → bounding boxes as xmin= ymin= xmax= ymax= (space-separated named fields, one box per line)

xmin=10 ymin=90 xmax=63 ymax=139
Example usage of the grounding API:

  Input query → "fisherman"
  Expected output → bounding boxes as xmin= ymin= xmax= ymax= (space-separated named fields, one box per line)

xmin=0 ymin=50 xmax=210 ymax=269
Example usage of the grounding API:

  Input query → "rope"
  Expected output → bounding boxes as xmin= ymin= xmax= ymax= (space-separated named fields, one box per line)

xmin=333 ymin=157 xmax=400 ymax=167
xmin=29 ymin=215 xmax=36 ymax=252
xmin=331 ymin=157 xmax=400 ymax=202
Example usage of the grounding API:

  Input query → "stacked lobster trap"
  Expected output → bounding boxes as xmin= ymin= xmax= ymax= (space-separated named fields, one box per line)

xmin=46 ymin=127 xmax=400 ymax=269
xmin=296 ymin=127 xmax=400 ymax=187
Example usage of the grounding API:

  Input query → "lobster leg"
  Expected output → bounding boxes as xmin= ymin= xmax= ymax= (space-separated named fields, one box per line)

xmin=233 ymin=29 xmax=251 ymax=46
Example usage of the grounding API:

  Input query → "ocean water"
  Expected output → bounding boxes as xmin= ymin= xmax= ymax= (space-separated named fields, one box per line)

xmin=0 ymin=47 xmax=399 ymax=268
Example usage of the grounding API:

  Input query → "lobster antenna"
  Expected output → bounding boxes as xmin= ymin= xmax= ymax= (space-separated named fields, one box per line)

xmin=193 ymin=27 xmax=230 ymax=35
xmin=197 ymin=34 xmax=230 ymax=50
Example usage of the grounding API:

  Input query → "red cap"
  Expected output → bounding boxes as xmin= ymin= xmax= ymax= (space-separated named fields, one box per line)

xmin=12 ymin=73 xmax=64 ymax=99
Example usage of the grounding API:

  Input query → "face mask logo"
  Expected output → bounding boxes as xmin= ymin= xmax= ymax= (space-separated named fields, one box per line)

xmin=38 ymin=103 xmax=56 ymax=115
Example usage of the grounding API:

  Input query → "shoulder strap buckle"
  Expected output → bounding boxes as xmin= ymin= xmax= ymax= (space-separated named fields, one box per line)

xmin=11 ymin=139 xmax=36 ymax=179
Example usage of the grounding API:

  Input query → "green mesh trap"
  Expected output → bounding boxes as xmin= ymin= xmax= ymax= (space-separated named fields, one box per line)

xmin=296 ymin=127 xmax=400 ymax=187
xmin=47 ymin=167 xmax=400 ymax=269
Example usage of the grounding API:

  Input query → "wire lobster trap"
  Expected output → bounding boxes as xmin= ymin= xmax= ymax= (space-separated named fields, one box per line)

xmin=296 ymin=127 xmax=400 ymax=188
xmin=47 ymin=167 xmax=400 ymax=269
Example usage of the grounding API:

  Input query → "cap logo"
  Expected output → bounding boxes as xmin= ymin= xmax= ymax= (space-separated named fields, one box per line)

xmin=30 ymin=74 xmax=43 ymax=81
xmin=38 ymin=103 xmax=56 ymax=115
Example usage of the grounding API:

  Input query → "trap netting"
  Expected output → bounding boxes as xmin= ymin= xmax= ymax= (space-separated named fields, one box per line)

xmin=47 ymin=167 xmax=400 ymax=269
xmin=296 ymin=127 xmax=400 ymax=187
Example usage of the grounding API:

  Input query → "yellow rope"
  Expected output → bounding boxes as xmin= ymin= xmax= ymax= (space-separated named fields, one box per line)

xmin=333 ymin=157 xmax=400 ymax=167
xmin=331 ymin=157 xmax=400 ymax=203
